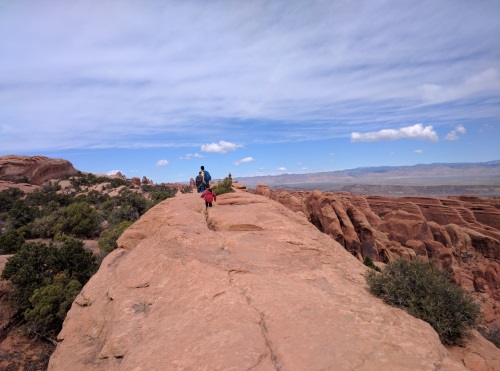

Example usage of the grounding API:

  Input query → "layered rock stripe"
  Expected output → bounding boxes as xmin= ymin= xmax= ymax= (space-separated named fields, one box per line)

xmin=50 ymin=191 xmax=478 ymax=370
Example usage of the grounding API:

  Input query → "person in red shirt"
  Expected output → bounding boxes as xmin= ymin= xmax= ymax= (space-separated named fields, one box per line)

xmin=200 ymin=188 xmax=216 ymax=210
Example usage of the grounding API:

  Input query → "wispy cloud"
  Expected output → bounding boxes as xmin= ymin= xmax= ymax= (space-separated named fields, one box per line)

xmin=156 ymin=160 xmax=169 ymax=167
xmin=414 ymin=149 xmax=423 ymax=153
xmin=419 ymin=69 xmax=499 ymax=104
xmin=277 ymin=167 xmax=287 ymax=171
xmin=351 ymin=124 xmax=438 ymax=142
xmin=0 ymin=1 xmax=498 ymax=152
xmin=107 ymin=170 xmax=122 ymax=175
xmin=201 ymin=141 xmax=242 ymax=154
xmin=233 ymin=157 xmax=255 ymax=165
xmin=445 ymin=125 xmax=467 ymax=141
xmin=179 ymin=153 xmax=203 ymax=160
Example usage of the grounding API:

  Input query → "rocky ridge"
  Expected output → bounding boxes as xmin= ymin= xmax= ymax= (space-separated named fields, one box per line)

xmin=49 ymin=190 xmax=499 ymax=370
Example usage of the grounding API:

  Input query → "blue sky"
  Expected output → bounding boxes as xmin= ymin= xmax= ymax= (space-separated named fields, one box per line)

xmin=1 ymin=0 xmax=499 ymax=183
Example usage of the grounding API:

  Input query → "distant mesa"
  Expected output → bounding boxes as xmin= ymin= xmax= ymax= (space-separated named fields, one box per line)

xmin=237 ymin=160 xmax=500 ymax=198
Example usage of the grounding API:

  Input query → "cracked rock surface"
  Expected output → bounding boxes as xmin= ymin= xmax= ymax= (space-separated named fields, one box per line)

xmin=49 ymin=191 xmax=490 ymax=370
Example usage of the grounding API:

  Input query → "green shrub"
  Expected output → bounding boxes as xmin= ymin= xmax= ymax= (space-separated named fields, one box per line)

xmin=24 ymin=274 xmax=82 ymax=338
xmin=0 ymin=187 xmax=25 ymax=212
xmin=211 ymin=176 xmax=234 ymax=195
xmin=77 ymin=190 xmax=110 ymax=206
xmin=365 ymin=258 xmax=481 ymax=345
xmin=180 ymin=186 xmax=193 ymax=194
xmin=98 ymin=221 xmax=133 ymax=254
xmin=56 ymin=238 xmax=98 ymax=284
xmin=1 ymin=242 xmax=61 ymax=310
xmin=0 ymin=229 xmax=25 ymax=254
xmin=117 ymin=189 xmax=148 ymax=215
xmin=30 ymin=213 xmax=62 ymax=238
xmin=149 ymin=185 xmax=177 ymax=206
xmin=31 ymin=202 xmax=101 ymax=239
xmin=363 ymin=256 xmax=381 ymax=272
xmin=25 ymin=183 xmax=71 ymax=208
xmin=14 ymin=176 xmax=31 ymax=184
xmin=7 ymin=200 xmax=41 ymax=229
xmin=2 ymin=239 xmax=97 ymax=338
xmin=62 ymin=202 xmax=101 ymax=238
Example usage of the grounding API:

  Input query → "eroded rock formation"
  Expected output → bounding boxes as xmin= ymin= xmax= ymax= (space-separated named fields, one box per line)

xmin=0 ymin=155 xmax=77 ymax=185
xmin=48 ymin=191 xmax=496 ymax=370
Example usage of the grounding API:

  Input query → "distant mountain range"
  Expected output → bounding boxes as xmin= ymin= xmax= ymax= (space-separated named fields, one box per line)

xmin=234 ymin=160 xmax=500 ymax=197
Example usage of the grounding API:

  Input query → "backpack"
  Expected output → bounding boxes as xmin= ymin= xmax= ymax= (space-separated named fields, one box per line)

xmin=204 ymin=190 xmax=213 ymax=203
xmin=204 ymin=171 xmax=212 ymax=182
xmin=195 ymin=175 xmax=203 ymax=186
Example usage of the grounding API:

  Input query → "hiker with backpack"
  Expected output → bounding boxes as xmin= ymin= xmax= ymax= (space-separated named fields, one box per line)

xmin=200 ymin=187 xmax=216 ymax=210
xmin=195 ymin=171 xmax=204 ymax=193
xmin=201 ymin=165 xmax=211 ymax=188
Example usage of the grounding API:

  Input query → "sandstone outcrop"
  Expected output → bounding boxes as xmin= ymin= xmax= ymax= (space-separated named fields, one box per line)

xmin=48 ymin=191 xmax=482 ymax=370
xmin=142 ymin=176 xmax=153 ymax=185
xmin=0 ymin=155 xmax=77 ymax=185
xmin=130 ymin=177 xmax=141 ymax=186
xmin=231 ymin=181 xmax=247 ymax=190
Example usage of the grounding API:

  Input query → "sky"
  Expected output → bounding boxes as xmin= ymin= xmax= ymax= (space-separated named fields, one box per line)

xmin=1 ymin=0 xmax=499 ymax=183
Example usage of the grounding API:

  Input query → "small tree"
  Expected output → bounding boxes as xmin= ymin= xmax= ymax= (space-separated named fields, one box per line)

xmin=1 ymin=242 xmax=61 ymax=310
xmin=7 ymin=200 xmax=40 ymax=229
xmin=211 ymin=176 xmax=234 ymax=195
xmin=0 ymin=187 xmax=25 ymax=212
xmin=0 ymin=229 xmax=25 ymax=254
xmin=1 ymin=239 xmax=97 ymax=312
xmin=56 ymin=238 xmax=98 ymax=284
xmin=62 ymin=202 xmax=101 ymax=238
xmin=149 ymin=186 xmax=177 ymax=207
xmin=24 ymin=274 xmax=82 ymax=338
xmin=363 ymin=255 xmax=381 ymax=272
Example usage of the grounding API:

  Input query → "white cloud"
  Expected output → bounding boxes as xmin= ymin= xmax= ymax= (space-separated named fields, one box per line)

xmin=232 ymin=157 xmax=255 ymax=165
xmin=445 ymin=125 xmax=467 ymax=141
xmin=414 ymin=149 xmax=423 ymax=153
xmin=277 ymin=167 xmax=287 ymax=171
xmin=351 ymin=124 xmax=438 ymax=142
xmin=179 ymin=153 xmax=203 ymax=160
xmin=201 ymin=141 xmax=242 ymax=154
xmin=107 ymin=170 xmax=122 ymax=175
xmin=156 ymin=159 xmax=169 ymax=167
